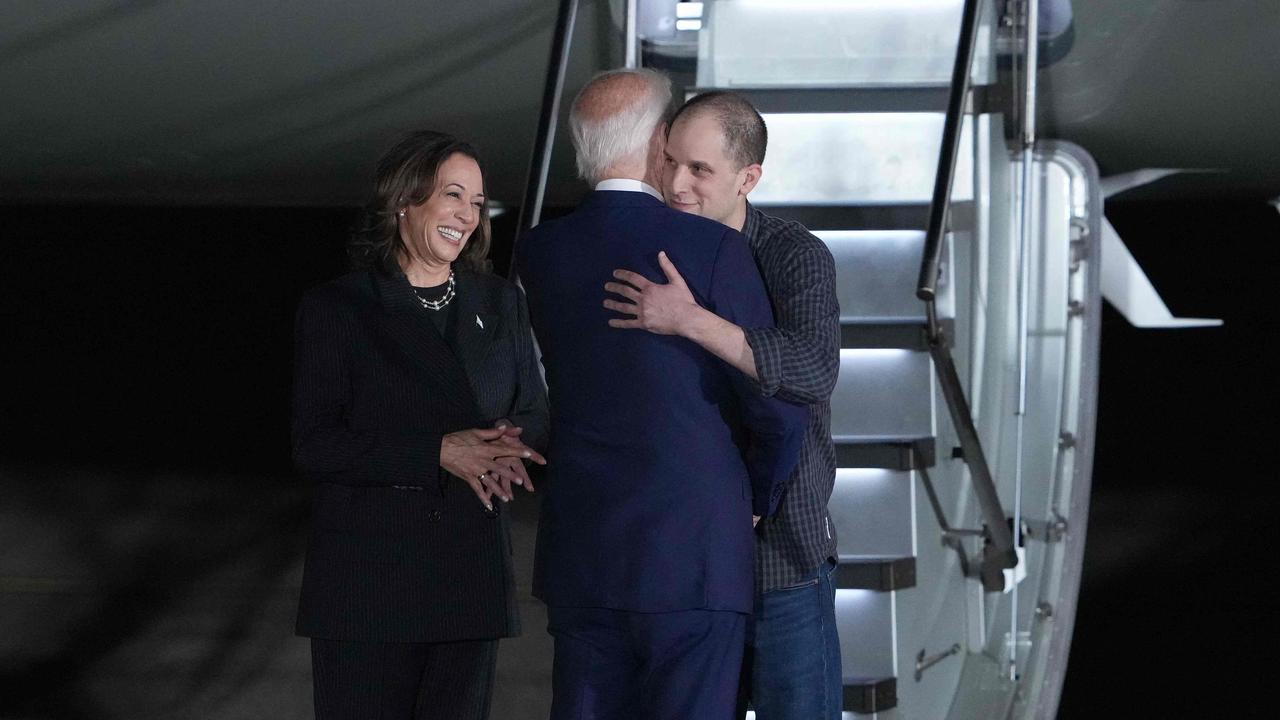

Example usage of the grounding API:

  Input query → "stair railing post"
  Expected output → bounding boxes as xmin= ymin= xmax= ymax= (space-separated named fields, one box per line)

xmin=510 ymin=0 xmax=580 ymax=277
xmin=624 ymin=0 xmax=639 ymax=69
xmin=916 ymin=0 xmax=983 ymax=315
xmin=913 ymin=0 xmax=1020 ymax=592
xmin=1010 ymin=0 xmax=1040 ymax=682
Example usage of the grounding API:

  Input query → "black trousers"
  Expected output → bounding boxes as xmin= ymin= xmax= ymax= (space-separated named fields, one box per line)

xmin=311 ymin=638 xmax=498 ymax=720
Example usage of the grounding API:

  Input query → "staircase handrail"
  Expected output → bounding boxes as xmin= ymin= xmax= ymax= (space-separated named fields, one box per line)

xmin=915 ymin=0 xmax=1019 ymax=590
xmin=916 ymin=0 xmax=980 ymax=304
xmin=509 ymin=0 xmax=580 ymax=278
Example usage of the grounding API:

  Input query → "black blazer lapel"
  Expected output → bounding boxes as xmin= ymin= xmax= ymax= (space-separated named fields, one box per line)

xmin=452 ymin=272 xmax=499 ymax=383
xmin=370 ymin=271 xmax=482 ymax=426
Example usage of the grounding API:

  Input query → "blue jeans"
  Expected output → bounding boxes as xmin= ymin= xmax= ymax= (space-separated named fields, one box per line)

xmin=737 ymin=557 xmax=842 ymax=720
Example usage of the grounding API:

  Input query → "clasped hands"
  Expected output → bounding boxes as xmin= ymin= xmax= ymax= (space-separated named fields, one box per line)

xmin=440 ymin=421 xmax=547 ymax=511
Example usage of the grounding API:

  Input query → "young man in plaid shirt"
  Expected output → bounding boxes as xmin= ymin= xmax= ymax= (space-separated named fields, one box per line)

xmin=604 ymin=91 xmax=842 ymax=719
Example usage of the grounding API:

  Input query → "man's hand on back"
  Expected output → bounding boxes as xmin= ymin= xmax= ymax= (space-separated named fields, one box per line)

xmin=605 ymin=251 xmax=760 ymax=381
xmin=604 ymin=251 xmax=700 ymax=336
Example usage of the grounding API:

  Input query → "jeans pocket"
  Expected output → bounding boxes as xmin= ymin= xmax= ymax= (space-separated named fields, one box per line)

xmin=778 ymin=576 xmax=820 ymax=591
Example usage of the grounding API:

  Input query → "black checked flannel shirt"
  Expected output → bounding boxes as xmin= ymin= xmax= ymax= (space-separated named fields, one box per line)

xmin=740 ymin=202 xmax=841 ymax=593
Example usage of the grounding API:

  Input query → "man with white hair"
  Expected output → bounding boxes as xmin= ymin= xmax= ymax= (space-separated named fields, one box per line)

xmin=516 ymin=69 xmax=806 ymax=719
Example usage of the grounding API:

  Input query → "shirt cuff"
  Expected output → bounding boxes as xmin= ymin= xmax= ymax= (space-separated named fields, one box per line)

xmin=743 ymin=326 xmax=782 ymax=398
xmin=753 ymin=482 xmax=787 ymax=518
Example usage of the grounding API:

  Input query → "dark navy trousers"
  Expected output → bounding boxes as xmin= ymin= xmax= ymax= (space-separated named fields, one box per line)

xmin=547 ymin=606 xmax=747 ymax=720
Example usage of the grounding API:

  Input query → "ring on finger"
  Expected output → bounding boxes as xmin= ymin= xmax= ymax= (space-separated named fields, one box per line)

xmin=478 ymin=471 xmax=488 ymax=481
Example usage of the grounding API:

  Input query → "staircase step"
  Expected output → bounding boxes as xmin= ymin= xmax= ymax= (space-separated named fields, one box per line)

xmin=824 ymin=228 xmax=926 ymax=316
xmin=819 ymin=229 xmax=955 ymax=330
xmin=835 ymin=437 xmax=935 ymax=471
xmin=689 ymin=85 xmax=950 ymax=114
xmin=747 ymin=709 xmax=897 ymax=720
xmin=757 ymin=203 xmax=928 ymax=231
xmin=836 ymin=555 xmax=916 ymax=591
xmin=749 ymin=112 xmax=972 ymax=205
xmin=831 ymin=468 xmax=914 ymax=559
xmin=832 ymin=350 xmax=933 ymax=439
xmin=842 ymin=321 xmax=937 ymax=351
xmin=754 ymin=202 xmax=973 ymax=232
xmin=696 ymin=0 xmax=970 ymax=88
xmin=844 ymin=676 xmax=898 ymax=714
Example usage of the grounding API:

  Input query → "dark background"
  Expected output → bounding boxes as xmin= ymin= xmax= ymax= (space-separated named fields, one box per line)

xmin=1059 ymin=200 xmax=1276 ymax=717
xmin=0 ymin=199 xmax=1274 ymax=717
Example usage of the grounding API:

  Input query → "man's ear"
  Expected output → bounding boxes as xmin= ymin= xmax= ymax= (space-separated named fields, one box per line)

xmin=651 ymin=122 xmax=668 ymax=153
xmin=738 ymin=163 xmax=763 ymax=196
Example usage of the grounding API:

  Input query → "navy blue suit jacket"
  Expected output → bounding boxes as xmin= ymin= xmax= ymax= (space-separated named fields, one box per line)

xmin=517 ymin=190 xmax=806 ymax=613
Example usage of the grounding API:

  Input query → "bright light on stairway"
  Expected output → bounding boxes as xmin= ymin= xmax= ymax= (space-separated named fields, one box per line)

xmin=755 ymin=113 xmax=972 ymax=205
xmin=732 ymin=0 xmax=959 ymax=9
xmin=676 ymin=2 xmax=703 ymax=19
xmin=840 ymin=348 xmax=915 ymax=360
xmin=815 ymin=230 xmax=923 ymax=244
xmin=835 ymin=588 xmax=877 ymax=606
xmin=697 ymin=0 xmax=971 ymax=88
xmin=836 ymin=468 xmax=896 ymax=484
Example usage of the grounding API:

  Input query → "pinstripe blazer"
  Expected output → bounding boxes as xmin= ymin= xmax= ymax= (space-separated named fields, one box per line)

xmin=291 ymin=268 xmax=548 ymax=642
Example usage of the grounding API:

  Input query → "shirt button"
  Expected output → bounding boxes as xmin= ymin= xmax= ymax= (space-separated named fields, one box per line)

xmin=428 ymin=510 xmax=443 ymax=522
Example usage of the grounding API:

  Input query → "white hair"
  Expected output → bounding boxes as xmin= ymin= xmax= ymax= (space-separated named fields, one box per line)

xmin=568 ymin=69 xmax=672 ymax=185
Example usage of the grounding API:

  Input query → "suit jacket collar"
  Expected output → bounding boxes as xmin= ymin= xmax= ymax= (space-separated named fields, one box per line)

xmin=579 ymin=189 xmax=669 ymax=210
xmin=594 ymin=178 xmax=663 ymax=201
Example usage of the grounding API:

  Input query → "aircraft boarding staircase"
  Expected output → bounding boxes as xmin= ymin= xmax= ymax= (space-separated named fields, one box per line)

xmin=517 ymin=1 xmax=1102 ymax=717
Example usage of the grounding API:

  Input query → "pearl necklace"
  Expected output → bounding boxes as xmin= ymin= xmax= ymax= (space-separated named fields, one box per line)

xmin=415 ymin=271 xmax=456 ymax=311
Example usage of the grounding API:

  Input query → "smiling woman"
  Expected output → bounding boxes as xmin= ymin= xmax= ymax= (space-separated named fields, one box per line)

xmin=397 ymin=153 xmax=487 ymax=281
xmin=348 ymin=131 xmax=493 ymax=276
xmin=291 ymin=130 xmax=548 ymax=719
